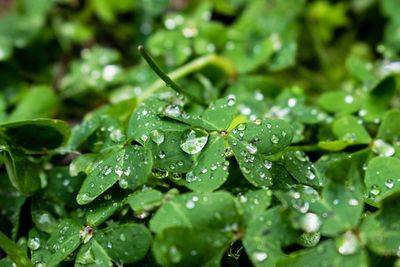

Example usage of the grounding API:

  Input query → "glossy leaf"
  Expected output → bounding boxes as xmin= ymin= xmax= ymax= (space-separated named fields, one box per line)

xmin=76 ymin=144 xmax=152 ymax=205
xmin=94 ymin=224 xmax=151 ymax=264
xmin=46 ymin=219 xmax=82 ymax=267
xmin=365 ymin=156 xmax=400 ymax=203
xmin=185 ymin=135 xmax=229 ymax=192
xmin=150 ymin=192 xmax=241 ymax=234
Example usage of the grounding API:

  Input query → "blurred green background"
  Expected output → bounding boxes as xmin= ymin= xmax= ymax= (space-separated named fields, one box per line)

xmin=0 ymin=0 xmax=399 ymax=122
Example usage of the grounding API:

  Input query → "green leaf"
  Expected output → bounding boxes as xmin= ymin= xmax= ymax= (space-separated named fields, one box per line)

xmin=229 ymin=118 xmax=293 ymax=155
xmin=152 ymin=226 xmax=231 ymax=267
xmin=377 ymin=109 xmax=400 ymax=142
xmin=8 ymin=86 xmax=57 ymax=122
xmin=239 ymin=189 xmax=272 ymax=225
xmin=94 ymin=224 xmax=151 ymax=264
xmin=243 ymin=207 xmax=298 ymax=267
xmin=185 ymin=135 xmax=229 ymax=192
xmin=201 ymin=97 xmax=237 ymax=130
xmin=332 ymin=115 xmax=371 ymax=144
xmin=2 ymin=147 xmax=41 ymax=195
xmin=45 ymin=166 xmax=83 ymax=206
xmin=67 ymin=116 xmax=101 ymax=151
xmin=127 ymin=96 xmax=188 ymax=143
xmin=85 ymin=191 xmax=124 ymax=227
xmin=283 ymin=151 xmax=324 ymax=187
xmin=150 ymin=192 xmax=241 ymax=234
xmin=276 ymin=240 xmax=368 ymax=267
xmin=318 ymin=91 xmax=362 ymax=114
xmin=229 ymin=136 xmax=274 ymax=187
xmin=0 ymin=119 xmax=70 ymax=153
xmin=127 ymin=189 xmax=163 ymax=214
xmin=0 ymin=231 xmax=33 ymax=267
xmin=46 ymin=219 xmax=82 ymax=267
xmin=365 ymin=156 xmax=400 ymax=203
xmin=76 ymin=144 xmax=152 ymax=205
xmin=359 ymin=200 xmax=400 ymax=256
xmin=75 ymin=239 xmax=113 ymax=267
xmin=145 ymin=129 xmax=194 ymax=173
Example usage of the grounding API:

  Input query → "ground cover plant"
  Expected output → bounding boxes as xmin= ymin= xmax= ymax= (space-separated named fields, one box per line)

xmin=0 ymin=0 xmax=400 ymax=266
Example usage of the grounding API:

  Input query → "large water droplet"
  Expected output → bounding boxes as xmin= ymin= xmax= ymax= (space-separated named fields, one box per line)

xmin=337 ymin=231 xmax=359 ymax=255
xmin=164 ymin=105 xmax=182 ymax=117
xmin=180 ymin=128 xmax=208 ymax=154
xmin=370 ymin=184 xmax=381 ymax=196
xmin=372 ymin=139 xmax=395 ymax=157
xmin=246 ymin=143 xmax=258 ymax=154
xmin=301 ymin=212 xmax=322 ymax=233
xmin=119 ymin=178 xmax=129 ymax=189
xmin=28 ymin=237 xmax=41 ymax=250
xmin=385 ymin=178 xmax=395 ymax=189
xmin=227 ymin=94 xmax=236 ymax=106
xmin=150 ymin=129 xmax=165 ymax=145
xmin=252 ymin=251 xmax=268 ymax=262
xmin=169 ymin=246 xmax=183 ymax=264
xmin=270 ymin=134 xmax=279 ymax=144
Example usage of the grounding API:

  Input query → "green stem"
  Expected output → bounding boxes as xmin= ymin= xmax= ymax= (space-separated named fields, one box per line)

xmin=138 ymin=46 xmax=236 ymax=103
xmin=0 ymin=231 xmax=33 ymax=267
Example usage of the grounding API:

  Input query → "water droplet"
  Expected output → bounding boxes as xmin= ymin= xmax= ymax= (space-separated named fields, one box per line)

xmin=180 ymin=128 xmax=208 ymax=154
xmin=227 ymin=94 xmax=236 ymax=106
xmin=301 ymin=212 xmax=322 ymax=233
xmin=237 ymin=124 xmax=246 ymax=131
xmin=288 ymin=98 xmax=297 ymax=107
xmin=270 ymin=134 xmax=279 ymax=144
xmin=337 ymin=231 xmax=359 ymax=255
xmin=77 ymin=193 xmax=95 ymax=205
xmin=107 ymin=242 xmax=113 ymax=248
xmin=299 ymin=232 xmax=320 ymax=247
xmin=186 ymin=171 xmax=198 ymax=182
xmin=306 ymin=169 xmax=316 ymax=180
xmin=344 ymin=95 xmax=354 ymax=104
xmin=164 ymin=105 xmax=182 ymax=117
xmin=150 ymin=129 xmax=165 ymax=145
xmin=119 ymin=178 xmax=129 ymax=189
xmin=370 ymin=184 xmax=381 ymax=196
xmin=385 ymin=178 xmax=395 ymax=189
xmin=263 ymin=160 xmax=272 ymax=169
xmin=140 ymin=134 xmax=148 ymax=142
xmin=134 ymin=210 xmax=149 ymax=219
xmin=28 ymin=237 xmax=41 ymax=250
xmin=253 ymin=251 xmax=268 ymax=262
xmin=119 ymin=234 xmax=126 ymax=242
xmin=186 ymin=200 xmax=195 ymax=209
xmin=372 ymin=139 xmax=395 ymax=157
xmin=169 ymin=246 xmax=182 ymax=264
xmin=348 ymin=198 xmax=359 ymax=206
xmin=246 ymin=143 xmax=258 ymax=154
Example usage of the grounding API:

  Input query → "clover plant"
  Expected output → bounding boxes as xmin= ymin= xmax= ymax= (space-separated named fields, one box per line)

xmin=0 ymin=1 xmax=400 ymax=267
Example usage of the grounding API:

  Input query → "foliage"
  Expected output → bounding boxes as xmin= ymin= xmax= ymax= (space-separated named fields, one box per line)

xmin=0 ymin=0 xmax=400 ymax=266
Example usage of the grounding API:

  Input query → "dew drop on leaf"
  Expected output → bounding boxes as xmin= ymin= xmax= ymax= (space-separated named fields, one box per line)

xmin=246 ymin=143 xmax=258 ymax=154
xmin=369 ymin=184 xmax=381 ymax=196
xmin=119 ymin=178 xmax=129 ymax=189
xmin=300 ymin=212 xmax=322 ymax=233
xmin=263 ymin=160 xmax=272 ymax=169
xmin=252 ymin=251 xmax=268 ymax=262
xmin=150 ymin=129 xmax=165 ymax=145
xmin=28 ymin=237 xmax=41 ymax=250
xmin=270 ymin=134 xmax=279 ymax=144
xmin=385 ymin=178 xmax=395 ymax=189
xmin=227 ymin=94 xmax=236 ymax=106
xmin=372 ymin=139 xmax=395 ymax=157
xmin=180 ymin=128 xmax=208 ymax=154
xmin=348 ymin=198 xmax=359 ymax=206
xmin=164 ymin=105 xmax=182 ymax=117
xmin=169 ymin=246 xmax=182 ymax=264
xmin=337 ymin=231 xmax=359 ymax=255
